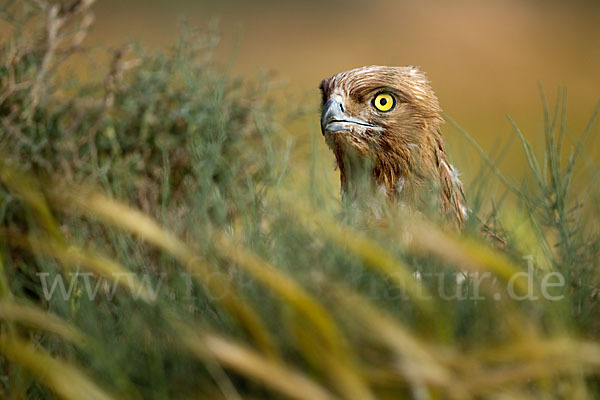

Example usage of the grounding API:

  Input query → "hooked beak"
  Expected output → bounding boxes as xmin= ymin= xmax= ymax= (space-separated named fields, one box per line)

xmin=320 ymin=97 xmax=377 ymax=136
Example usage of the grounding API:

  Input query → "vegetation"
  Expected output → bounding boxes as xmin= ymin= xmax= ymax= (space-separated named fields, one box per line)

xmin=1 ymin=1 xmax=599 ymax=399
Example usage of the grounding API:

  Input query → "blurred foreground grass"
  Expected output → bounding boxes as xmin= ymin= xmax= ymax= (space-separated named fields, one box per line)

xmin=1 ymin=1 xmax=600 ymax=399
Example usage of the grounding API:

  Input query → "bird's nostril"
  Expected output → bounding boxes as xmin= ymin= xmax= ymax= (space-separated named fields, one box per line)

xmin=339 ymin=102 xmax=345 ymax=113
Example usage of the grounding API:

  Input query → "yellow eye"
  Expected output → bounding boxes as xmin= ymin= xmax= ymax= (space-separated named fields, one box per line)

xmin=372 ymin=92 xmax=395 ymax=112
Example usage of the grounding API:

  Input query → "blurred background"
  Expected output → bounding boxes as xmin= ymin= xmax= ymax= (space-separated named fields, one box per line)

xmin=81 ymin=0 xmax=600 ymax=183
xmin=4 ymin=0 xmax=600 ymax=185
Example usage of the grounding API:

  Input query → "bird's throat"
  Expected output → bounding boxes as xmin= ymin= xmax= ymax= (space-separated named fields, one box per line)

xmin=334 ymin=141 xmax=388 ymax=202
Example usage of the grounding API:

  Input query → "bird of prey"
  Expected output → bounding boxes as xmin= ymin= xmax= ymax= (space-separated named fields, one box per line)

xmin=319 ymin=65 xmax=467 ymax=227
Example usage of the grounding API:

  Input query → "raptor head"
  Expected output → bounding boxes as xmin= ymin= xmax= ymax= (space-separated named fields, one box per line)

xmin=319 ymin=65 xmax=466 ymax=225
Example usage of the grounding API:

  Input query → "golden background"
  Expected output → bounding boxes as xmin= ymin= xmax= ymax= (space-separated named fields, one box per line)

xmin=14 ymin=0 xmax=600 ymax=187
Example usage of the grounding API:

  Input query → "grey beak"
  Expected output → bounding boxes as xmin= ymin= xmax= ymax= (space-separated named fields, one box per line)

xmin=320 ymin=97 xmax=377 ymax=136
xmin=320 ymin=97 xmax=345 ymax=136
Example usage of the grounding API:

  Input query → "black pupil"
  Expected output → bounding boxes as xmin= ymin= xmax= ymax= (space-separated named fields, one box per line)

xmin=379 ymin=98 xmax=387 ymax=106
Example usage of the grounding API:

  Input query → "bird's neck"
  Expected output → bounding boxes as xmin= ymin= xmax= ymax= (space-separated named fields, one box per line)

xmin=332 ymin=131 xmax=466 ymax=227
xmin=333 ymin=140 xmax=407 ymax=204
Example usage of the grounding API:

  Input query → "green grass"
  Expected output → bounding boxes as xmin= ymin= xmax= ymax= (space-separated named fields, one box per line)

xmin=1 ymin=2 xmax=600 ymax=399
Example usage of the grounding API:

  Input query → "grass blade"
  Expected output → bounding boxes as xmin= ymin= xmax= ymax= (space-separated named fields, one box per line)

xmin=0 ymin=301 xmax=85 ymax=345
xmin=0 ymin=336 xmax=116 ymax=400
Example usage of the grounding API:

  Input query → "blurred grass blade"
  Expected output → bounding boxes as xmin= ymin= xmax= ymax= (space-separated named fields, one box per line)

xmin=215 ymin=233 xmax=376 ymax=400
xmin=557 ymin=88 xmax=568 ymax=164
xmin=408 ymin=221 xmax=531 ymax=296
xmin=282 ymin=196 xmax=434 ymax=315
xmin=460 ymin=339 xmax=599 ymax=397
xmin=538 ymin=84 xmax=560 ymax=187
xmin=0 ymin=336 xmax=116 ymax=400
xmin=329 ymin=284 xmax=453 ymax=389
xmin=68 ymin=190 xmax=190 ymax=259
xmin=215 ymin=233 xmax=343 ymax=353
xmin=0 ymin=162 xmax=63 ymax=243
xmin=0 ymin=301 xmax=85 ymax=345
xmin=476 ymin=338 xmax=600 ymax=367
xmin=507 ymin=115 xmax=544 ymax=190
xmin=564 ymin=99 xmax=600 ymax=194
xmin=57 ymin=189 xmax=276 ymax=356
xmin=180 ymin=327 xmax=337 ymax=400
xmin=2 ymin=230 xmax=154 ymax=303
xmin=0 ymin=249 xmax=12 ymax=301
